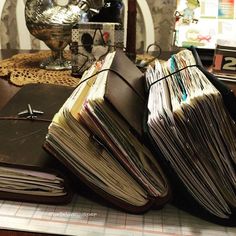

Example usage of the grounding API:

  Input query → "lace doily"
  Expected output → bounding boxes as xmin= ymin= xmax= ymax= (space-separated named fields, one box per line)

xmin=0 ymin=51 xmax=80 ymax=87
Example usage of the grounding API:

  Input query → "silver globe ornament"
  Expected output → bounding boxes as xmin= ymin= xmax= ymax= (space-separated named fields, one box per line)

xmin=25 ymin=0 xmax=93 ymax=70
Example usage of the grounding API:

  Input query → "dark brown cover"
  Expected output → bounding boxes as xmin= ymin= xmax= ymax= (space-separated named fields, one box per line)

xmin=105 ymin=49 xmax=146 ymax=137
xmin=0 ymin=83 xmax=74 ymax=204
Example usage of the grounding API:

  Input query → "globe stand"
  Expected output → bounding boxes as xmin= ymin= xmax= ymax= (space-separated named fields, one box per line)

xmin=39 ymin=50 xmax=71 ymax=70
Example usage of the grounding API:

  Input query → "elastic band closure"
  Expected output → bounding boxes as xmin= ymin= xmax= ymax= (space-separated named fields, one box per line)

xmin=149 ymin=64 xmax=199 ymax=90
xmin=76 ymin=68 xmax=146 ymax=103
xmin=0 ymin=116 xmax=51 ymax=122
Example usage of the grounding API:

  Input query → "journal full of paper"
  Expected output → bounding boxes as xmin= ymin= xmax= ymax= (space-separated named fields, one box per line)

xmin=0 ymin=167 xmax=64 ymax=196
xmin=45 ymin=50 xmax=170 ymax=213
xmin=145 ymin=49 xmax=236 ymax=220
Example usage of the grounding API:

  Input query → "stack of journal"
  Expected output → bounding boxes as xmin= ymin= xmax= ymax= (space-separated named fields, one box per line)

xmin=44 ymin=48 xmax=236 ymax=225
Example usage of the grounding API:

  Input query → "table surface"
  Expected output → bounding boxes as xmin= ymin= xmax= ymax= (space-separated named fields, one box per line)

xmin=0 ymin=49 xmax=236 ymax=236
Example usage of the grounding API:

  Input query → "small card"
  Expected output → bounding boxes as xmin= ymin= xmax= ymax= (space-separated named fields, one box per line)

xmin=213 ymin=40 xmax=236 ymax=82
xmin=71 ymin=22 xmax=124 ymax=77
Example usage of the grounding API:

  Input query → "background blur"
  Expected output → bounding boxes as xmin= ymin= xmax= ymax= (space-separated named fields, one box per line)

xmin=0 ymin=0 xmax=177 ymax=51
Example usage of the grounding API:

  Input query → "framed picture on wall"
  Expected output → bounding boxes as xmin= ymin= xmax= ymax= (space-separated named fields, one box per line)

xmin=174 ymin=0 xmax=236 ymax=63
xmin=175 ymin=0 xmax=236 ymax=49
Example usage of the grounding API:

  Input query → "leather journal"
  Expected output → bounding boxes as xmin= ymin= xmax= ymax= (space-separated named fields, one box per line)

xmin=0 ymin=84 xmax=73 ymax=204
xmin=44 ymin=49 xmax=171 ymax=214
xmin=44 ymin=49 xmax=236 ymax=226
xmin=144 ymin=47 xmax=236 ymax=226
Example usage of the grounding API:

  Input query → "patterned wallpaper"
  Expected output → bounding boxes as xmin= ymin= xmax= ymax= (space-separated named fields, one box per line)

xmin=0 ymin=1 xmax=19 ymax=49
xmin=0 ymin=0 xmax=177 ymax=51
xmin=136 ymin=0 xmax=177 ymax=52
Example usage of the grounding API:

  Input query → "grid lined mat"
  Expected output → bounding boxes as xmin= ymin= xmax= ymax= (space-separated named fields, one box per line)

xmin=0 ymin=195 xmax=235 ymax=236
xmin=0 ymin=51 xmax=79 ymax=87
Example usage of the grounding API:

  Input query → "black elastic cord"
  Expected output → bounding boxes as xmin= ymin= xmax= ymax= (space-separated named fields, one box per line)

xmin=0 ymin=116 xmax=51 ymax=122
xmin=75 ymin=44 xmax=125 ymax=50
xmin=148 ymin=64 xmax=199 ymax=90
xmin=76 ymin=68 xmax=146 ymax=103
xmin=0 ymin=65 xmax=146 ymax=122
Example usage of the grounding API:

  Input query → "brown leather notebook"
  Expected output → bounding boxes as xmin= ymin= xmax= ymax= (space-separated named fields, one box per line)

xmin=0 ymin=83 xmax=74 ymax=204
xmin=44 ymin=50 xmax=171 ymax=214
